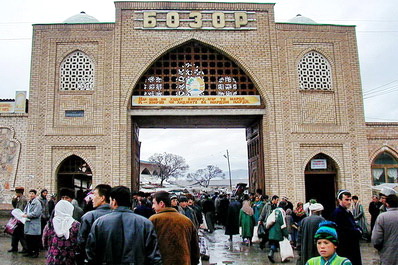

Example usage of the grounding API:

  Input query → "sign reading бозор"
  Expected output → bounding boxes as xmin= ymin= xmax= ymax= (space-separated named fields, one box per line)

xmin=134 ymin=10 xmax=257 ymax=30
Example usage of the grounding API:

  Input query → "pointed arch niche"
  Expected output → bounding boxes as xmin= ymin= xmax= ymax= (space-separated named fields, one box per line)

xmin=132 ymin=40 xmax=261 ymax=99
xmin=57 ymin=155 xmax=92 ymax=203
xmin=304 ymin=153 xmax=338 ymax=219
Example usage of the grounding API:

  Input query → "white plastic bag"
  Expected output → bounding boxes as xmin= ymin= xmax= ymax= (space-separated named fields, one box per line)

xmin=199 ymin=236 xmax=210 ymax=260
xmin=279 ymin=236 xmax=294 ymax=262
xmin=266 ymin=210 xmax=276 ymax=229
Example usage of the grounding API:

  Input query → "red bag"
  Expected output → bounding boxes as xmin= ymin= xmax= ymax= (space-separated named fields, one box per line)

xmin=4 ymin=217 xmax=18 ymax=235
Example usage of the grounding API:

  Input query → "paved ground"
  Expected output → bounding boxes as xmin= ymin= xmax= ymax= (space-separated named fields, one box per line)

xmin=200 ymin=227 xmax=380 ymax=265
xmin=0 ymin=225 xmax=381 ymax=265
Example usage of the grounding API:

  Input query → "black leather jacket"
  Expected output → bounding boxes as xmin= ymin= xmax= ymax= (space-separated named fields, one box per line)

xmin=77 ymin=204 xmax=112 ymax=255
xmin=86 ymin=206 xmax=162 ymax=265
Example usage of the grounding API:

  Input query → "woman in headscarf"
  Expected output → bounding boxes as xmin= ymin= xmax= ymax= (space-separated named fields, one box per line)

xmin=239 ymin=195 xmax=255 ymax=245
xmin=292 ymin=202 xmax=306 ymax=247
xmin=42 ymin=200 xmax=81 ymax=265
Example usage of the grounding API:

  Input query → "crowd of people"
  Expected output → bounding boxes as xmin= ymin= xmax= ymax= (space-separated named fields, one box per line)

xmin=6 ymin=185 xmax=398 ymax=264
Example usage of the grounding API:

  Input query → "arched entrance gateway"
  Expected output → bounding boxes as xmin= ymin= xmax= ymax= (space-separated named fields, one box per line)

xmin=129 ymin=40 xmax=265 ymax=193
xmin=304 ymin=153 xmax=337 ymax=219
xmin=57 ymin=155 xmax=92 ymax=202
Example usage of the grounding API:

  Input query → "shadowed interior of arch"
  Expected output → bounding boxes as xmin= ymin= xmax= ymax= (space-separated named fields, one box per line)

xmin=57 ymin=155 xmax=92 ymax=202
xmin=304 ymin=153 xmax=337 ymax=219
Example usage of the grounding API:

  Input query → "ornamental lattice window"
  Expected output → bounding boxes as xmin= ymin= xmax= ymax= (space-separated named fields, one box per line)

xmin=60 ymin=51 xmax=95 ymax=91
xmin=298 ymin=51 xmax=332 ymax=90
xmin=133 ymin=41 xmax=258 ymax=96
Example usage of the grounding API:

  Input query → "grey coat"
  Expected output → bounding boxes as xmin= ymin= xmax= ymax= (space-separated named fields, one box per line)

xmin=24 ymin=198 xmax=42 ymax=235
xmin=297 ymin=214 xmax=325 ymax=265
xmin=371 ymin=207 xmax=398 ymax=264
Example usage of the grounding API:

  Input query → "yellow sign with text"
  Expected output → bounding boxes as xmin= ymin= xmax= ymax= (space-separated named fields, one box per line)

xmin=132 ymin=95 xmax=261 ymax=106
xmin=0 ymin=102 xmax=14 ymax=113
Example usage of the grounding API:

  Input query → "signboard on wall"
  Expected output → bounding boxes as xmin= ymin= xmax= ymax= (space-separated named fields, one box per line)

xmin=0 ymin=102 xmax=14 ymax=113
xmin=14 ymin=91 xmax=26 ymax=113
xmin=132 ymin=95 xmax=261 ymax=106
xmin=134 ymin=10 xmax=257 ymax=30
xmin=311 ymin=159 xmax=327 ymax=169
xmin=0 ymin=91 xmax=27 ymax=114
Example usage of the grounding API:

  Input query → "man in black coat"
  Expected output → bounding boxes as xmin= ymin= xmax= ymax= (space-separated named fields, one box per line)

xmin=77 ymin=184 xmax=112 ymax=264
xmin=86 ymin=186 xmax=161 ymax=265
xmin=330 ymin=190 xmax=362 ymax=265
xmin=224 ymin=196 xmax=241 ymax=241
xmin=368 ymin=195 xmax=382 ymax=233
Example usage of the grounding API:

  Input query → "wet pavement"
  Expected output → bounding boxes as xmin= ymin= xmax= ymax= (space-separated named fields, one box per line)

xmin=199 ymin=226 xmax=380 ymax=265
xmin=0 ymin=226 xmax=381 ymax=265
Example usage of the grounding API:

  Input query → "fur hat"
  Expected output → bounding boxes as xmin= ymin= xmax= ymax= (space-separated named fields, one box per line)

xmin=15 ymin=187 xmax=24 ymax=193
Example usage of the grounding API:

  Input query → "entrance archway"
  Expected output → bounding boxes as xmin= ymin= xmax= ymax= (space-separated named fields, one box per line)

xmin=57 ymin=155 xmax=92 ymax=204
xmin=130 ymin=40 xmax=266 ymax=194
xmin=304 ymin=153 xmax=337 ymax=219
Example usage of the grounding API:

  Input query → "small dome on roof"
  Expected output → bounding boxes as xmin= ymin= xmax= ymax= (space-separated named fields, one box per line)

xmin=288 ymin=14 xmax=317 ymax=24
xmin=64 ymin=11 xmax=99 ymax=23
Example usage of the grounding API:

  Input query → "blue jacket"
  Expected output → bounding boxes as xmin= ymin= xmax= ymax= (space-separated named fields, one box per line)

xmin=24 ymin=197 xmax=42 ymax=235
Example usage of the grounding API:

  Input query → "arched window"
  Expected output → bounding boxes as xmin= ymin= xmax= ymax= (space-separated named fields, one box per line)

xmin=298 ymin=51 xmax=332 ymax=90
xmin=60 ymin=51 xmax=95 ymax=91
xmin=141 ymin=168 xmax=151 ymax=175
xmin=372 ymin=152 xmax=398 ymax=185
xmin=57 ymin=155 xmax=92 ymax=199
xmin=133 ymin=41 xmax=258 ymax=96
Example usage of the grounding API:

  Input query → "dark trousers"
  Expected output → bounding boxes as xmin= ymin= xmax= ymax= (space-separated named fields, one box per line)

xmin=40 ymin=218 xmax=48 ymax=249
xmin=25 ymin=234 xmax=41 ymax=254
xmin=11 ymin=222 xmax=27 ymax=251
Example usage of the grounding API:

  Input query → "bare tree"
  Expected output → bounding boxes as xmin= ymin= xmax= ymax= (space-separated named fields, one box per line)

xmin=149 ymin=152 xmax=189 ymax=187
xmin=187 ymin=165 xmax=225 ymax=188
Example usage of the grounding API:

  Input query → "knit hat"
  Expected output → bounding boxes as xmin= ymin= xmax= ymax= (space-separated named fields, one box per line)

xmin=314 ymin=221 xmax=338 ymax=245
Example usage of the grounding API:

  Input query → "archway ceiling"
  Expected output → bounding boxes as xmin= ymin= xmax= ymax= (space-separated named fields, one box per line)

xmin=133 ymin=115 xmax=261 ymax=128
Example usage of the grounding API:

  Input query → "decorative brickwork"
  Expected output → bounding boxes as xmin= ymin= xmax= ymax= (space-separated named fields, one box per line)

xmin=1 ymin=2 xmax=398 ymax=209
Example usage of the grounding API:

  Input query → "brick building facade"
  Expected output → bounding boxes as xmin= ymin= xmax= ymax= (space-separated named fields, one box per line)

xmin=1 ymin=2 xmax=398 ymax=212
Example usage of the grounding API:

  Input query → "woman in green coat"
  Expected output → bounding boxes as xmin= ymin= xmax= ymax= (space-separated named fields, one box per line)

xmin=239 ymin=196 xmax=255 ymax=245
xmin=267 ymin=200 xmax=289 ymax=263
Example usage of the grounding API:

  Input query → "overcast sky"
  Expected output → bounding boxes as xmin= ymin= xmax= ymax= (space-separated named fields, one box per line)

xmin=1 ymin=0 xmax=397 ymax=174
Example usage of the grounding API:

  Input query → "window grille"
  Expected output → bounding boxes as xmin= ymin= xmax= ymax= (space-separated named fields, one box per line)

xmin=133 ymin=41 xmax=257 ymax=96
xmin=60 ymin=51 xmax=94 ymax=91
xmin=298 ymin=51 xmax=332 ymax=90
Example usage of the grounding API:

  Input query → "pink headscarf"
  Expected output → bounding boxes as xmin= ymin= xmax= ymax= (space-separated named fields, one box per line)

xmin=242 ymin=200 xmax=254 ymax=216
